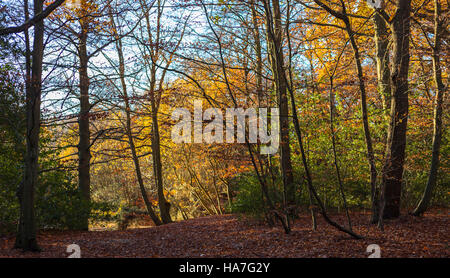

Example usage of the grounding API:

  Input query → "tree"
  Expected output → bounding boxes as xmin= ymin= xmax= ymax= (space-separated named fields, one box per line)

xmin=15 ymin=0 xmax=45 ymax=251
xmin=263 ymin=0 xmax=295 ymax=225
xmin=47 ymin=0 xmax=135 ymax=229
xmin=378 ymin=0 xmax=412 ymax=222
xmin=305 ymin=0 xmax=378 ymax=225
xmin=137 ymin=0 xmax=176 ymax=224
xmin=371 ymin=10 xmax=391 ymax=223
xmin=107 ymin=3 xmax=163 ymax=225
xmin=412 ymin=0 xmax=447 ymax=216
xmin=77 ymin=0 xmax=92 ymax=230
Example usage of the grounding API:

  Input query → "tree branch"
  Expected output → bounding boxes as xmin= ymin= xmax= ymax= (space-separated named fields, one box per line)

xmin=0 ymin=0 xmax=66 ymax=36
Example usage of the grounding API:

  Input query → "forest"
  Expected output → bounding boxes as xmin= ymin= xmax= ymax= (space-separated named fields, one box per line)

xmin=0 ymin=0 xmax=448 ymax=258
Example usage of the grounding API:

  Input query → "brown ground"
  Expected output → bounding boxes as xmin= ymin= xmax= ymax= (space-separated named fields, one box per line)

xmin=0 ymin=210 xmax=448 ymax=258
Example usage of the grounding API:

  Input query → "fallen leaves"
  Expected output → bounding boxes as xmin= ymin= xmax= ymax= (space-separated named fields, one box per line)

xmin=0 ymin=210 xmax=448 ymax=258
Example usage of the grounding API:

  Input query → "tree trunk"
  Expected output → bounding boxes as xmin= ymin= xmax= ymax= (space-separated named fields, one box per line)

xmin=284 ymin=3 xmax=317 ymax=230
xmin=371 ymin=12 xmax=391 ymax=223
xmin=374 ymin=13 xmax=391 ymax=116
xmin=328 ymin=76 xmax=352 ymax=231
xmin=265 ymin=0 xmax=295 ymax=214
xmin=15 ymin=0 xmax=44 ymax=251
xmin=412 ymin=0 xmax=445 ymax=216
xmin=140 ymin=0 xmax=172 ymax=224
xmin=251 ymin=0 xmax=264 ymax=107
xmin=380 ymin=0 xmax=411 ymax=221
xmin=287 ymin=80 xmax=362 ymax=239
xmin=313 ymin=0 xmax=379 ymax=225
xmin=342 ymin=15 xmax=377 ymax=226
xmin=110 ymin=13 xmax=163 ymax=225
xmin=151 ymin=88 xmax=172 ymax=224
xmin=77 ymin=14 xmax=91 ymax=230
xmin=251 ymin=0 xmax=273 ymax=222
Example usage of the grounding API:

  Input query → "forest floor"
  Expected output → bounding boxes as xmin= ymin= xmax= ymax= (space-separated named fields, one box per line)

xmin=0 ymin=210 xmax=448 ymax=258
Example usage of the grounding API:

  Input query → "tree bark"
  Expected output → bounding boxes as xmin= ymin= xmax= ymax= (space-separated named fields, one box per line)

xmin=141 ymin=0 xmax=172 ymax=224
xmin=77 ymin=8 xmax=91 ymax=230
xmin=151 ymin=87 xmax=172 ymax=224
xmin=371 ymin=12 xmax=391 ymax=223
xmin=15 ymin=0 xmax=44 ymax=251
xmin=264 ymin=0 xmax=295 ymax=215
xmin=251 ymin=0 xmax=264 ymax=107
xmin=379 ymin=0 xmax=412 ymax=221
xmin=251 ymin=0 xmax=274 ymax=223
xmin=374 ymin=13 xmax=391 ymax=116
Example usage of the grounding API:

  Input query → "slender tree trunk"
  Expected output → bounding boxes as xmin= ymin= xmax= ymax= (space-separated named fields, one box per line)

xmin=313 ymin=0 xmax=378 ymax=225
xmin=288 ymin=81 xmax=362 ymax=239
xmin=374 ymin=13 xmax=391 ymax=116
xmin=328 ymin=76 xmax=352 ymax=231
xmin=371 ymin=12 xmax=391 ymax=223
xmin=342 ymin=17 xmax=377 ymax=226
xmin=379 ymin=0 xmax=411 ymax=222
xmin=412 ymin=0 xmax=446 ymax=216
xmin=251 ymin=0 xmax=264 ymax=107
xmin=289 ymin=85 xmax=319 ymax=231
xmin=15 ymin=0 xmax=44 ymax=251
xmin=251 ymin=0 xmax=273 ymax=221
xmin=200 ymin=0 xmax=291 ymax=232
xmin=110 ymin=14 xmax=163 ymax=225
xmin=150 ymin=80 xmax=172 ymax=224
xmin=77 ymin=14 xmax=91 ymax=230
xmin=140 ymin=0 xmax=171 ymax=224
xmin=248 ymin=140 xmax=291 ymax=233
xmin=280 ymin=0 xmax=363 ymax=239
xmin=284 ymin=4 xmax=317 ymax=230
xmin=210 ymin=162 xmax=223 ymax=214
xmin=126 ymin=102 xmax=163 ymax=226
xmin=264 ymin=0 xmax=295 ymax=219
xmin=24 ymin=0 xmax=31 ymax=99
